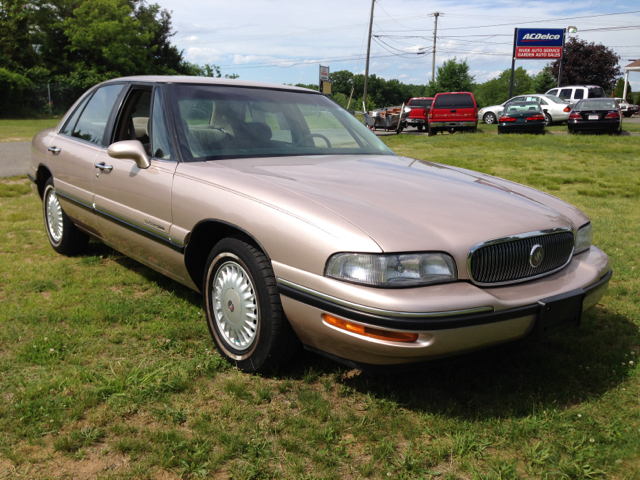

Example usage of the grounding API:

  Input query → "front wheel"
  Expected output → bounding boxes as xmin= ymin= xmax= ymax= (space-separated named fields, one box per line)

xmin=203 ymin=237 xmax=299 ymax=372
xmin=42 ymin=177 xmax=89 ymax=255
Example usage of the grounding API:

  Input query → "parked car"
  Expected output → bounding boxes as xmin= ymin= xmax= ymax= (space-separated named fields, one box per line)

xmin=30 ymin=76 xmax=611 ymax=372
xmin=545 ymin=85 xmax=606 ymax=106
xmin=614 ymin=97 xmax=639 ymax=117
xmin=568 ymin=98 xmax=622 ymax=135
xmin=480 ymin=94 xmax=571 ymax=126
xmin=428 ymin=92 xmax=478 ymax=135
xmin=404 ymin=97 xmax=433 ymax=131
xmin=497 ymin=102 xmax=546 ymax=134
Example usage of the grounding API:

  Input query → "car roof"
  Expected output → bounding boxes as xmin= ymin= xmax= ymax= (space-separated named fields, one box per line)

xmin=98 ymin=75 xmax=320 ymax=94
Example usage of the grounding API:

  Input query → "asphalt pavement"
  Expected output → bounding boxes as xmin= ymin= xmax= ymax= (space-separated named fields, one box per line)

xmin=0 ymin=142 xmax=31 ymax=178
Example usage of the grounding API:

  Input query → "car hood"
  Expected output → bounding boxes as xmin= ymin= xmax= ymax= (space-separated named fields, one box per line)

xmin=214 ymin=155 xmax=586 ymax=257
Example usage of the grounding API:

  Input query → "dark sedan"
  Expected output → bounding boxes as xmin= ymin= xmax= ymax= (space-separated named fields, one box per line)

xmin=568 ymin=99 xmax=622 ymax=135
xmin=497 ymin=102 xmax=545 ymax=134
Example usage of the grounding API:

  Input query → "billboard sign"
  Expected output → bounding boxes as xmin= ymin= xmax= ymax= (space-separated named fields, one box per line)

xmin=515 ymin=28 xmax=564 ymax=59
xmin=319 ymin=65 xmax=330 ymax=81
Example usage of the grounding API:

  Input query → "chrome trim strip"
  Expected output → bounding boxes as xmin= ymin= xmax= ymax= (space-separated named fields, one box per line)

xmin=56 ymin=188 xmax=184 ymax=253
xmin=277 ymin=278 xmax=494 ymax=318
xmin=94 ymin=205 xmax=184 ymax=250
xmin=467 ymin=227 xmax=575 ymax=287
xmin=56 ymin=189 xmax=94 ymax=211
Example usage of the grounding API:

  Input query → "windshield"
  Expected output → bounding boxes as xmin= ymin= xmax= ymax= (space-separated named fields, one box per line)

xmin=503 ymin=102 xmax=542 ymax=114
xmin=433 ymin=93 xmax=475 ymax=108
xmin=408 ymin=99 xmax=433 ymax=108
xmin=167 ymin=84 xmax=394 ymax=161
xmin=545 ymin=95 xmax=566 ymax=104
xmin=576 ymin=99 xmax=618 ymax=110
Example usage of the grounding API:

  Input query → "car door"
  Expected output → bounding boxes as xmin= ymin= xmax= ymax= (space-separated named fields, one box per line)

xmin=47 ymin=83 xmax=125 ymax=237
xmin=92 ymin=84 xmax=188 ymax=283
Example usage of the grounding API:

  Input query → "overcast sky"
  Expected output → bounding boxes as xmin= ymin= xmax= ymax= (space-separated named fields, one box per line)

xmin=159 ymin=0 xmax=640 ymax=90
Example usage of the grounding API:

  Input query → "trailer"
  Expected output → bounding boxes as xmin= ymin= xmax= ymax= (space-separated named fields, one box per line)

xmin=363 ymin=103 xmax=409 ymax=134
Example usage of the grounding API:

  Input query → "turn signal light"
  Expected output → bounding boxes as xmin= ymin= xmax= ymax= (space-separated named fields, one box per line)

xmin=569 ymin=112 xmax=581 ymax=120
xmin=499 ymin=116 xmax=516 ymax=122
xmin=526 ymin=114 xmax=545 ymax=121
xmin=322 ymin=314 xmax=419 ymax=343
xmin=605 ymin=112 xmax=620 ymax=119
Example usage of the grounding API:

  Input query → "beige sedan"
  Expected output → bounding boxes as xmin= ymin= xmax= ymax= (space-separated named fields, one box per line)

xmin=29 ymin=76 xmax=611 ymax=372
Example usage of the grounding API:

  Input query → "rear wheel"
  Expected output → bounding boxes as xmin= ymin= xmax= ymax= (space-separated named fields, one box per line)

xmin=42 ymin=177 xmax=89 ymax=255
xmin=483 ymin=112 xmax=496 ymax=124
xmin=427 ymin=125 xmax=436 ymax=136
xmin=545 ymin=113 xmax=553 ymax=127
xmin=203 ymin=237 xmax=299 ymax=372
xmin=417 ymin=124 xmax=424 ymax=131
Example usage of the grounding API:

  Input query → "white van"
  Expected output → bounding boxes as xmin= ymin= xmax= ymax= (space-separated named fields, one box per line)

xmin=545 ymin=85 xmax=606 ymax=105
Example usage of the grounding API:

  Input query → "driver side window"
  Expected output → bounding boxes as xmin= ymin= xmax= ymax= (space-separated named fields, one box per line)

xmin=113 ymin=88 xmax=152 ymax=155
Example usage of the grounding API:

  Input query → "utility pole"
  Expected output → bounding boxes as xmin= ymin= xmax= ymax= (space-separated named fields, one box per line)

xmin=431 ymin=12 xmax=441 ymax=83
xmin=362 ymin=0 xmax=375 ymax=112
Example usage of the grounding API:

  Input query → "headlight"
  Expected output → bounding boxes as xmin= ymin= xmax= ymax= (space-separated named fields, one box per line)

xmin=575 ymin=223 xmax=593 ymax=253
xmin=325 ymin=253 xmax=457 ymax=287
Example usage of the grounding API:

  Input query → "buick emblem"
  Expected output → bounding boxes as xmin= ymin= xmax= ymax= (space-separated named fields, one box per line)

xmin=529 ymin=244 xmax=545 ymax=268
xmin=228 ymin=300 xmax=235 ymax=312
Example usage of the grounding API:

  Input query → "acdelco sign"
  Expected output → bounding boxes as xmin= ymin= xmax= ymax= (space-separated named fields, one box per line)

xmin=515 ymin=28 xmax=564 ymax=59
xmin=521 ymin=33 xmax=562 ymax=42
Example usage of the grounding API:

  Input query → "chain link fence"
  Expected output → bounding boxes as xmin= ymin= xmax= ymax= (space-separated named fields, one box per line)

xmin=2 ymin=83 xmax=87 ymax=117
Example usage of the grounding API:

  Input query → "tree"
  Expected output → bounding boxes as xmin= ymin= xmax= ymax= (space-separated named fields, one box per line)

xmin=426 ymin=58 xmax=474 ymax=97
xmin=0 ymin=0 xmax=40 ymax=71
xmin=613 ymin=78 xmax=633 ymax=100
xmin=473 ymin=67 xmax=532 ymax=107
xmin=550 ymin=37 xmax=621 ymax=91
xmin=532 ymin=66 xmax=557 ymax=94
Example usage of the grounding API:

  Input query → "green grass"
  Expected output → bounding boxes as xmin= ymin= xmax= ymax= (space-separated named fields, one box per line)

xmin=0 ymin=118 xmax=60 ymax=142
xmin=1 ymin=128 xmax=639 ymax=478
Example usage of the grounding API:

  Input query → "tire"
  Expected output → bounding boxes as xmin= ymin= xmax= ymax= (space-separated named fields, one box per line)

xmin=545 ymin=113 xmax=553 ymax=127
xmin=42 ymin=177 xmax=89 ymax=255
xmin=427 ymin=126 xmax=436 ymax=136
xmin=417 ymin=124 xmax=424 ymax=131
xmin=202 ymin=237 xmax=299 ymax=372
xmin=483 ymin=112 xmax=496 ymax=124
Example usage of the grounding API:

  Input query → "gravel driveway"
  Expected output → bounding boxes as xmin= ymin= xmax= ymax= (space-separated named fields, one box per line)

xmin=0 ymin=142 xmax=31 ymax=178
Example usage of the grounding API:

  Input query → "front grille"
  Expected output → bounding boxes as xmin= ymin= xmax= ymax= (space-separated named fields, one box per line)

xmin=469 ymin=231 xmax=574 ymax=285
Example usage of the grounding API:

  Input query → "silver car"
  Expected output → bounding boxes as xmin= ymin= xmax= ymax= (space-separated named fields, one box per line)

xmin=29 ymin=76 xmax=612 ymax=372
xmin=479 ymin=94 xmax=571 ymax=126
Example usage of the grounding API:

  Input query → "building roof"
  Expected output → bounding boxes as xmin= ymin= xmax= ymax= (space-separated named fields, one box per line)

xmin=623 ymin=59 xmax=640 ymax=71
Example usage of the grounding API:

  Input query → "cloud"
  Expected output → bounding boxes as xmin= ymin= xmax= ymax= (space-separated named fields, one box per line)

xmin=398 ymin=74 xmax=409 ymax=79
xmin=185 ymin=36 xmax=198 ymax=42
xmin=183 ymin=47 xmax=222 ymax=64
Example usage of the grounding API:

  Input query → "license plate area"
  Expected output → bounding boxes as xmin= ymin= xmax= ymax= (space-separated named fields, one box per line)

xmin=537 ymin=288 xmax=585 ymax=339
xmin=516 ymin=118 xmax=526 ymax=123
xmin=588 ymin=114 xmax=599 ymax=120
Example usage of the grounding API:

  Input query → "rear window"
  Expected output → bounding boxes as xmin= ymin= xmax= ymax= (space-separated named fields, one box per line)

xmin=545 ymin=95 xmax=566 ymax=104
xmin=433 ymin=94 xmax=475 ymax=108
xmin=408 ymin=99 xmax=433 ymax=108
xmin=504 ymin=102 xmax=542 ymax=114
xmin=577 ymin=99 xmax=617 ymax=110
xmin=588 ymin=87 xmax=605 ymax=98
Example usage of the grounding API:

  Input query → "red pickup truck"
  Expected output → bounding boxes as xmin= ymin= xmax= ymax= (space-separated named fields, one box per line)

xmin=428 ymin=92 xmax=478 ymax=136
xmin=405 ymin=97 xmax=433 ymax=131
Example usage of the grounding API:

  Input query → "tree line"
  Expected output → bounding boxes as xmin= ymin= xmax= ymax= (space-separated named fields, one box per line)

xmin=0 ymin=1 xmax=633 ymax=116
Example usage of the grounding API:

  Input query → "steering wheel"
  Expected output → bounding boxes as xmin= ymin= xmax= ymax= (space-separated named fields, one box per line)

xmin=294 ymin=133 xmax=332 ymax=148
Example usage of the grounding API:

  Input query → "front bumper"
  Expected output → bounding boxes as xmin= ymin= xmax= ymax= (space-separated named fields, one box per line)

xmin=274 ymin=246 xmax=611 ymax=366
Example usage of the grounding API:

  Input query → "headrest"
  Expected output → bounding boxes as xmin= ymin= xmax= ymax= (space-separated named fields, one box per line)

xmin=133 ymin=117 xmax=149 ymax=137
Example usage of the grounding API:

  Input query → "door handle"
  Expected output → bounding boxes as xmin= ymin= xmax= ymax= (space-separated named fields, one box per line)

xmin=94 ymin=162 xmax=113 ymax=171
xmin=48 ymin=146 xmax=61 ymax=154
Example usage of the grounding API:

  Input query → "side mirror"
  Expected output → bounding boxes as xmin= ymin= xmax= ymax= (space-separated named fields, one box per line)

xmin=107 ymin=140 xmax=151 ymax=169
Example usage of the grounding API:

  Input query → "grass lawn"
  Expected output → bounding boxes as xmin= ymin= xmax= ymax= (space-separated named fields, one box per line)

xmin=1 ymin=131 xmax=639 ymax=479
xmin=0 ymin=118 xmax=61 ymax=143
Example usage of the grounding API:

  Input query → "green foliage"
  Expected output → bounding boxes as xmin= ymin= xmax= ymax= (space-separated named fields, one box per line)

xmin=532 ymin=67 xmax=557 ymax=94
xmin=634 ymin=92 xmax=640 ymax=106
xmin=613 ymin=78 xmax=633 ymax=100
xmin=473 ymin=67 xmax=533 ymax=107
xmin=550 ymin=37 xmax=622 ymax=90
xmin=0 ymin=68 xmax=32 ymax=114
xmin=426 ymin=58 xmax=475 ymax=97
